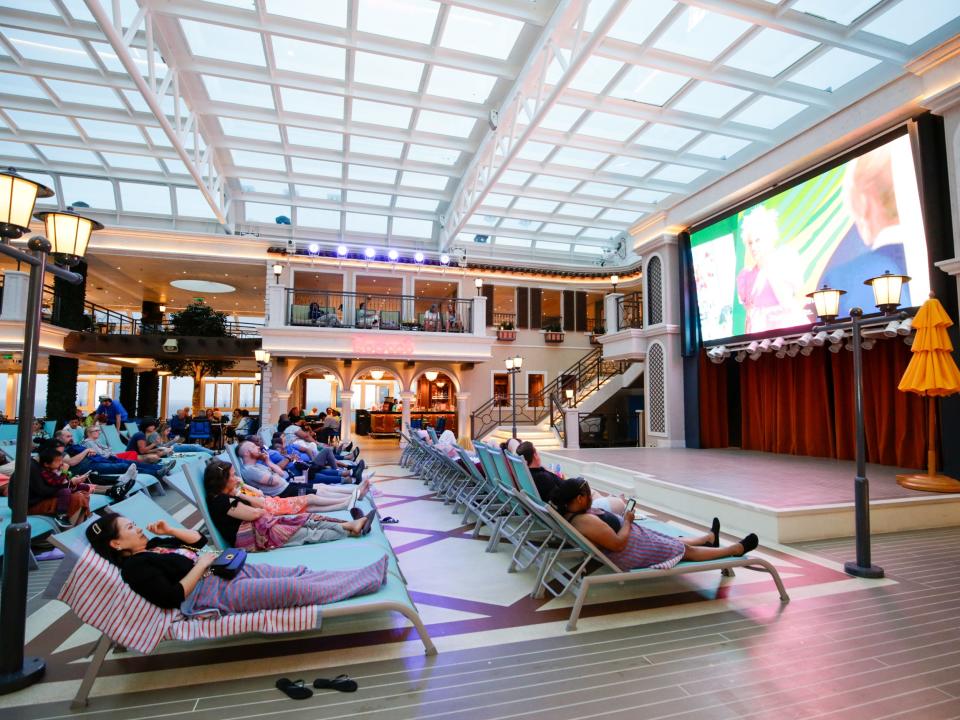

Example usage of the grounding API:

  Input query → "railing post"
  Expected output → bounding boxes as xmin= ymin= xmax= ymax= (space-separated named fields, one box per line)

xmin=605 ymin=293 xmax=623 ymax=333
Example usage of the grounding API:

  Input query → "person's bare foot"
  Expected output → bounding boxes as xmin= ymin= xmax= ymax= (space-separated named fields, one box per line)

xmin=344 ymin=518 xmax=366 ymax=535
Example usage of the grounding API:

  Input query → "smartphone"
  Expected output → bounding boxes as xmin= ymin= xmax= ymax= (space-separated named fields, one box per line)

xmin=624 ymin=498 xmax=637 ymax=515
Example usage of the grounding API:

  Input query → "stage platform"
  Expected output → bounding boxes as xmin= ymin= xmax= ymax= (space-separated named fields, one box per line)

xmin=541 ymin=447 xmax=960 ymax=542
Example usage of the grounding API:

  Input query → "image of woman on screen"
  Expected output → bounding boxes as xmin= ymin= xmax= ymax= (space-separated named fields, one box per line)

xmin=736 ymin=207 xmax=813 ymax=334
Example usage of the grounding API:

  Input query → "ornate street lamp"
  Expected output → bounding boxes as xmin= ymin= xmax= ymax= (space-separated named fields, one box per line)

xmin=505 ymin=354 xmax=523 ymax=438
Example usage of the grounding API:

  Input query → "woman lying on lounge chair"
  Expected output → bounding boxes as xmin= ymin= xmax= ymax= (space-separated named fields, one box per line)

xmin=549 ymin=478 xmax=759 ymax=570
xmin=86 ymin=512 xmax=387 ymax=612
xmin=204 ymin=460 xmax=375 ymax=552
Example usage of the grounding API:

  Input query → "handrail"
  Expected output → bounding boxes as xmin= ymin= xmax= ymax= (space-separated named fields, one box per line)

xmin=287 ymin=288 xmax=473 ymax=333
xmin=616 ymin=291 xmax=643 ymax=331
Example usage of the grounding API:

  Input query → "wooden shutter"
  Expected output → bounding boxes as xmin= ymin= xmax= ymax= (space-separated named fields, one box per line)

xmin=563 ymin=290 xmax=575 ymax=332
xmin=482 ymin=284 xmax=494 ymax=327
xmin=529 ymin=288 xmax=542 ymax=329
xmin=516 ymin=287 xmax=529 ymax=328
xmin=575 ymin=291 xmax=587 ymax=332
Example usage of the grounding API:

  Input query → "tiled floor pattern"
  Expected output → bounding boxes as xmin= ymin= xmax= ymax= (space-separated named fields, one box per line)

xmin=4 ymin=446 xmax=958 ymax=718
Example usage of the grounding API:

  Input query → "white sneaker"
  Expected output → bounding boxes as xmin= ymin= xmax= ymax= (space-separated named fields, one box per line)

xmin=121 ymin=463 xmax=138 ymax=483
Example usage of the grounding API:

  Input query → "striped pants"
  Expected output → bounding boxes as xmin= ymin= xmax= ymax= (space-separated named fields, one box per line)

xmin=188 ymin=555 xmax=389 ymax=614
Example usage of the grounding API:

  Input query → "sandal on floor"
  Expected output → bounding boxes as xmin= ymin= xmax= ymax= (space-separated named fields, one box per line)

xmin=276 ymin=678 xmax=313 ymax=700
xmin=314 ymin=674 xmax=358 ymax=693
xmin=380 ymin=516 xmax=399 ymax=524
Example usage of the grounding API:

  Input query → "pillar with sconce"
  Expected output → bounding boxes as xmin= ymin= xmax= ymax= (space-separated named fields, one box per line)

xmin=340 ymin=390 xmax=353 ymax=444
xmin=504 ymin=354 xmax=522 ymax=439
xmin=254 ymin=349 xmax=271 ymax=425
xmin=399 ymin=391 xmax=414 ymax=446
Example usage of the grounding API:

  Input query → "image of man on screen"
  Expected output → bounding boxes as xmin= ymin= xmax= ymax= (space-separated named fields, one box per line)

xmin=736 ymin=207 xmax=812 ymax=334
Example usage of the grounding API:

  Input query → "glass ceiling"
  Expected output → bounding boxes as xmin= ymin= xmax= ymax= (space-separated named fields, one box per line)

xmin=0 ymin=0 xmax=958 ymax=263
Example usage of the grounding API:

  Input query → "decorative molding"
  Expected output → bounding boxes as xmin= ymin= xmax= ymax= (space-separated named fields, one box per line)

xmin=935 ymin=257 xmax=960 ymax=276
xmin=906 ymin=36 xmax=960 ymax=77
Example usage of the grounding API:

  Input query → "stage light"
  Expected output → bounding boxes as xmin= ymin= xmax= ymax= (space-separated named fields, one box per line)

xmin=897 ymin=317 xmax=912 ymax=336
xmin=800 ymin=345 xmax=814 ymax=356
xmin=746 ymin=340 xmax=759 ymax=354
xmin=707 ymin=345 xmax=728 ymax=362
xmin=337 ymin=245 xmax=348 ymax=257
xmin=905 ymin=334 xmax=914 ymax=346
xmin=308 ymin=242 xmax=319 ymax=254
xmin=862 ymin=338 xmax=875 ymax=350
xmin=828 ymin=329 xmax=845 ymax=344
xmin=807 ymin=284 xmax=846 ymax=323
xmin=439 ymin=253 xmax=450 ymax=265
xmin=388 ymin=249 xmax=399 ymax=262
xmin=364 ymin=247 xmax=376 ymax=259
xmin=414 ymin=251 xmax=425 ymax=263
xmin=749 ymin=350 xmax=762 ymax=361
xmin=797 ymin=332 xmax=813 ymax=347
xmin=775 ymin=346 xmax=787 ymax=359
xmin=812 ymin=331 xmax=828 ymax=346
xmin=883 ymin=319 xmax=899 ymax=338
xmin=770 ymin=337 xmax=784 ymax=352
xmin=758 ymin=338 xmax=772 ymax=352
xmin=369 ymin=369 xmax=385 ymax=380
xmin=786 ymin=345 xmax=800 ymax=357
xmin=866 ymin=270 xmax=909 ymax=313
xmin=829 ymin=342 xmax=842 ymax=353
xmin=734 ymin=351 xmax=746 ymax=362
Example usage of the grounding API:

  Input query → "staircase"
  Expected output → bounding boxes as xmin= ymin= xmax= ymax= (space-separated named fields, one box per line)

xmin=471 ymin=347 xmax=638 ymax=447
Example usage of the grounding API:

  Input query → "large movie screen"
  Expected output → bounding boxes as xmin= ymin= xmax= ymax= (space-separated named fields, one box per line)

xmin=690 ymin=133 xmax=930 ymax=343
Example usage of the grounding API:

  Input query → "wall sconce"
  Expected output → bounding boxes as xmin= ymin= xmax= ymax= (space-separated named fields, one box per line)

xmin=272 ymin=263 xmax=283 ymax=283
xmin=474 ymin=277 xmax=483 ymax=296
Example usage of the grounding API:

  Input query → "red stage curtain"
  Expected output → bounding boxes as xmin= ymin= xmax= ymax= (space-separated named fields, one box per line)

xmin=698 ymin=354 xmax=729 ymax=448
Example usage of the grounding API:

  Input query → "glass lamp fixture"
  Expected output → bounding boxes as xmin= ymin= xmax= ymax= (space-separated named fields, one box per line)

xmin=0 ymin=167 xmax=53 ymax=240
xmin=474 ymin=277 xmax=483 ymax=295
xmin=272 ymin=263 xmax=283 ymax=283
xmin=865 ymin=270 xmax=909 ymax=313
xmin=435 ymin=380 xmax=446 ymax=388
xmin=565 ymin=388 xmax=574 ymax=402
xmin=610 ymin=274 xmax=619 ymax=292
xmin=369 ymin=369 xmax=385 ymax=380
xmin=504 ymin=357 xmax=514 ymax=370
xmin=807 ymin=284 xmax=846 ymax=322
xmin=512 ymin=354 xmax=523 ymax=369
xmin=424 ymin=370 xmax=439 ymax=382
xmin=254 ymin=349 xmax=270 ymax=364
xmin=34 ymin=208 xmax=102 ymax=266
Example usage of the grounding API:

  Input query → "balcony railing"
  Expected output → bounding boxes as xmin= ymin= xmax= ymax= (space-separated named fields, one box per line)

xmin=287 ymin=289 xmax=473 ymax=333
xmin=492 ymin=311 xmax=515 ymax=327
xmin=616 ymin=291 xmax=643 ymax=331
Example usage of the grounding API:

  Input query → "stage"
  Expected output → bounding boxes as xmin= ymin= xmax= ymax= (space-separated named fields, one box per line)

xmin=541 ymin=447 xmax=960 ymax=542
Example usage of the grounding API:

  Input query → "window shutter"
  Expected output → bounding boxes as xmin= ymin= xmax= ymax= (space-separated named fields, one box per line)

xmin=563 ymin=290 xmax=575 ymax=332
xmin=530 ymin=289 xmax=542 ymax=329
xmin=575 ymin=291 xmax=587 ymax=332
xmin=517 ymin=287 xmax=529 ymax=329
xmin=482 ymin=284 xmax=494 ymax=327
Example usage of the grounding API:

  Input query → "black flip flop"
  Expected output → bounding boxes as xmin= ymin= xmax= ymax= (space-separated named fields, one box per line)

xmin=710 ymin=517 xmax=720 ymax=548
xmin=276 ymin=678 xmax=313 ymax=700
xmin=314 ymin=674 xmax=358 ymax=693
xmin=360 ymin=508 xmax=377 ymax=535
xmin=380 ymin=516 xmax=399 ymax=524
xmin=349 ymin=507 xmax=364 ymax=520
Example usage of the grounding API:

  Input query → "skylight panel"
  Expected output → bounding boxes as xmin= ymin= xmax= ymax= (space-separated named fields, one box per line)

xmin=574 ymin=244 xmax=605 ymax=255
xmin=427 ymin=67 xmax=498 ymax=103
xmin=353 ymin=51 xmax=424 ymax=92
xmin=578 ymin=181 xmax=627 ymax=198
xmin=6 ymin=110 xmax=75 ymax=136
xmin=416 ymin=110 xmax=476 ymax=138
xmin=349 ymin=135 xmax=403 ymax=158
xmin=348 ymin=190 xmax=393 ymax=206
xmin=0 ymin=141 xmax=36 ymax=159
xmin=724 ymin=28 xmax=818 ymax=78
xmin=291 ymin=157 xmax=342 ymax=177
xmin=349 ymin=164 xmax=397 ymax=184
xmin=634 ymin=124 xmax=699 ymax=151
xmin=559 ymin=203 xmax=602 ymax=219
xmin=512 ymin=197 xmax=559 ymax=214
xmin=499 ymin=218 xmax=542 ymax=232
xmin=550 ymin=147 xmax=609 ymax=169
xmin=862 ymin=0 xmax=960 ymax=44
xmin=601 ymin=209 xmax=639 ymax=223
xmin=357 ymin=0 xmax=439 ymax=44
xmin=623 ymin=188 xmax=669 ymax=204
xmin=296 ymin=185 xmax=342 ymax=201
xmin=265 ymin=0 xmax=347 ymax=27
xmin=537 ymin=240 xmax=571 ymax=252
xmin=731 ymin=96 xmax=806 ymax=129
xmin=687 ymin=133 xmax=751 ymax=159
xmin=246 ymin=202 xmax=291 ymax=223
xmin=3 ymin=28 xmax=96 ymax=68
xmin=406 ymin=144 xmax=461 ymax=165
xmin=440 ymin=6 xmax=523 ymax=60
xmin=652 ymin=164 xmax=706 ymax=183
xmin=351 ymin=99 xmax=412 ymax=129
xmin=176 ymin=187 xmax=217 ymax=219
xmin=120 ymin=181 xmax=171 ymax=214
xmin=203 ymin=76 xmax=274 ymax=108
xmin=91 ymin=41 xmax=167 ymax=77
xmin=36 ymin=146 xmax=99 ymax=165
xmin=6 ymin=0 xmax=59 ymax=16
xmin=101 ymin=152 xmax=162 ymax=172
xmin=286 ymin=126 xmax=343 ymax=151
xmin=515 ymin=141 xmax=555 ymax=162
xmin=232 ymin=149 xmax=287 ymax=171
xmin=401 ymin=171 xmax=449 ymax=191
xmin=60 ymin=176 xmax=115 ymax=208
xmin=569 ymin=56 xmax=624 ymax=93
xmin=787 ymin=48 xmax=880 ymax=91
xmin=539 ymin=105 xmax=584 ymax=132
xmin=481 ymin=193 xmax=513 ymax=208
xmin=607 ymin=0 xmax=676 ymax=44
xmin=580 ymin=227 xmax=617 ymax=240
xmin=392 ymin=217 xmax=434 ymax=237
xmin=528 ymin=174 xmax=579 ymax=192
xmin=297 ymin=207 xmax=341 ymax=229
xmin=672 ymin=82 xmax=751 ymax=118
xmin=161 ymin=158 xmax=189 ymax=175
xmin=478 ymin=214 xmax=501 ymax=227
xmin=614 ymin=67 xmax=688 ymax=106
xmin=495 ymin=236 xmax=532 ymax=248
xmin=219 ymin=117 xmax=282 ymax=142
xmin=792 ymin=0 xmax=881 ymax=26
xmin=396 ymin=196 xmax=439 ymax=211
xmin=180 ymin=19 xmax=264 ymax=66
xmin=272 ymin=36 xmax=345 ymax=80
xmin=279 ymin=87 xmax=344 ymax=118
xmin=603 ymin=156 xmax=658 ymax=177
xmin=653 ymin=7 xmax=750 ymax=61
xmin=577 ymin=112 xmax=643 ymax=142
xmin=238 ymin=177 xmax=290 ymax=195
xmin=541 ymin=223 xmax=581 ymax=236
xmin=79 ymin=119 xmax=146 ymax=144
xmin=145 ymin=127 xmax=172 ymax=148
xmin=0 ymin=73 xmax=46 ymax=99
xmin=499 ymin=170 xmax=531 ymax=185
xmin=45 ymin=79 xmax=125 ymax=108
xmin=345 ymin=212 xmax=388 ymax=233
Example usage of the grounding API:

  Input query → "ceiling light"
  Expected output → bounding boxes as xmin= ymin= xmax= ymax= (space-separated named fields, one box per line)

xmin=388 ymin=249 xmax=399 ymax=261
xmin=364 ymin=247 xmax=376 ymax=259
xmin=439 ymin=253 xmax=450 ymax=265
xmin=369 ymin=369 xmax=385 ymax=380
xmin=308 ymin=242 xmax=319 ymax=254
xmin=414 ymin=251 xmax=425 ymax=263
xmin=337 ymin=244 xmax=348 ymax=256
xmin=424 ymin=370 xmax=439 ymax=381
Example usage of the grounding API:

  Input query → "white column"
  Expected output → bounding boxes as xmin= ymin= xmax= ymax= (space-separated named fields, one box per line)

xmin=159 ymin=374 xmax=169 ymax=419
xmin=604 ymin=292 xmax=623 ymax=333
xmin=399 ymin=390 xmax=414 ymax=447
xmin=260 ymin=361 xmax=274 ymax=424
xmin=340 ymin=390 xmax=353 ymax=443
xmin=272 ymin=389 xmax=291 ymax=426
xmin=0 ymin=270 xmax=30 ymax=322
xmin=563 ymin=408 xmax=580 ymax=449
xmin=266 ymin=284 xmax=286 ymax=328
xmin=456 ymin=391 xmax=471 ymax=441
xmin=472 ymin=294 xmax=487 ymax=336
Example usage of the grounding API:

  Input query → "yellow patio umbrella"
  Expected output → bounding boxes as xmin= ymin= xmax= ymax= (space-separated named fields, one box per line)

xmin=896 ymin=294 xmax=960 ymax=492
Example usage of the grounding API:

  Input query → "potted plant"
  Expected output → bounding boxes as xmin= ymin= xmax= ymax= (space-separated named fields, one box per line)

xmin=544 ymin=322 xmax=564 ymax=344
xmin=497 ymin=320 xmax=517 ymax=342
xmin=589 ymin=323 xmax=605 ymax=345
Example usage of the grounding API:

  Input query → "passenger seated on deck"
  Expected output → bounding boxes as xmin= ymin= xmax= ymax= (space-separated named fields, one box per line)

xmin=515 ymin=441 xmax=625 ymax=515
xmin=85 ymin=511 xmax=388 ymax=612
xmin=204 ymin=460 xmax=375 ymax=552
xmin=549 ymin=478 xmax=759 ymax=570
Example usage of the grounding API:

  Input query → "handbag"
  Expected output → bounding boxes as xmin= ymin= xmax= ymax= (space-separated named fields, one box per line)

xmin=210 ymin=548 xmax=246 ymax=579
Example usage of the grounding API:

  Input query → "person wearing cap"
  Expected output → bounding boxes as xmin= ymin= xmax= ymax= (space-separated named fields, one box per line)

xmin=94 ymin=396 xmax=129 ymax=431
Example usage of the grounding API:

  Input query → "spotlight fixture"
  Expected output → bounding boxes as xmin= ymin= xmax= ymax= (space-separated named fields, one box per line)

xmin=364 ymin=247 xmax=376 ymax=259
xmin=904 ymin=334 xmax=914 ymax=346
xmin=308 ymin=242 xmax=319 ymax=254
xmin=770 ymin=337 xmax=784 ymax=352
xmin=882 ymin=319 xmax=899 ymax=338
xmin=862 ymin=338 xmax=875 ymax=351
xmin=746 ymin=340 xmax=759 ymax=354
xmin=336 ymin=245 xmax=348 ymax=257
xmin=749 ymin=349 xmax=762 ymax=361
xmin=828 ymin=329 xmax=845 ymax=344
xmin=829 ymin=342 xmax=842 ymax=354
xmin=897 ymin=317 xmax=912 ymax=336
xmin=786 ymin=345 xmax=800 ymax=358
xmin=758 ymin=338 xmax=772 ymax=352
xmin=414 ymin=251 xmax=425 ymax=263
xmin=388 ymin=249 xmax=399 ymax=262
xmin=734 ymin=351 xmax=746 ymax=363
xmin=439 ymin=253 xmax=450 ymax=265
xmin=800 ymin=345 xmax=814 ymax=356
xmin=812 ymin=331 xmax=828 ymax=346
xmin=797 ymin=332 xmax=814 ymax=347
xmin=707 ymin=345 xmax=728 ymax=363
xmin=775 ymin=346 xmax=788 ymax=359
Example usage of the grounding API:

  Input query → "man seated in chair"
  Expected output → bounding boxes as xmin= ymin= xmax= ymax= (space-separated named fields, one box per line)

xmin=81 ymin=426 xmax=173 ymax=478
xmin=423 ymin=303 xmax=441 ymax=332
xmin=356 ymin=302 xmax=379 ymax=329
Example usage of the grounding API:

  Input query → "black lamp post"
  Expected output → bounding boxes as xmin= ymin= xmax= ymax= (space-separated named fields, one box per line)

xmin=504 ymin=354 xmax=522 ymax=439
xmin=807 ymin=270 xmax=910 ymax=580
xmin=0 ymin=169 xmax=92 ymax=694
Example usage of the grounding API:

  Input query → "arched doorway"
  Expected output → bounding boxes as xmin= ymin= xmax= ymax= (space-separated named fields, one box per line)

xmin=285 ymin=365 xmax=344 ymax=421
xmin=350 ymin=367 xmax=403 ymax=437
xmin=409 ymin=369 xmax=458 ymax=436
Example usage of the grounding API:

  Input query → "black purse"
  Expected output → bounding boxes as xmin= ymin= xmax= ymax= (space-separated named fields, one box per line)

xmin=210 ymin=548 xmax=247 ymax=579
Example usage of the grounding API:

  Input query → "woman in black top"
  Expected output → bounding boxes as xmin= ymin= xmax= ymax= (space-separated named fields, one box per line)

xmin=86 ymin=512 xmax=389 ymax=613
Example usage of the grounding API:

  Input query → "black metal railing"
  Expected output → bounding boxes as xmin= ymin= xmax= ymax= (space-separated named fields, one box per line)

xmin=616 ymin=291 xmax=643 ymax=331
xmin=287 ymin=289 xmax=473 ymax=333
xmin=549 ymin=391 xmax=565 ymax=446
